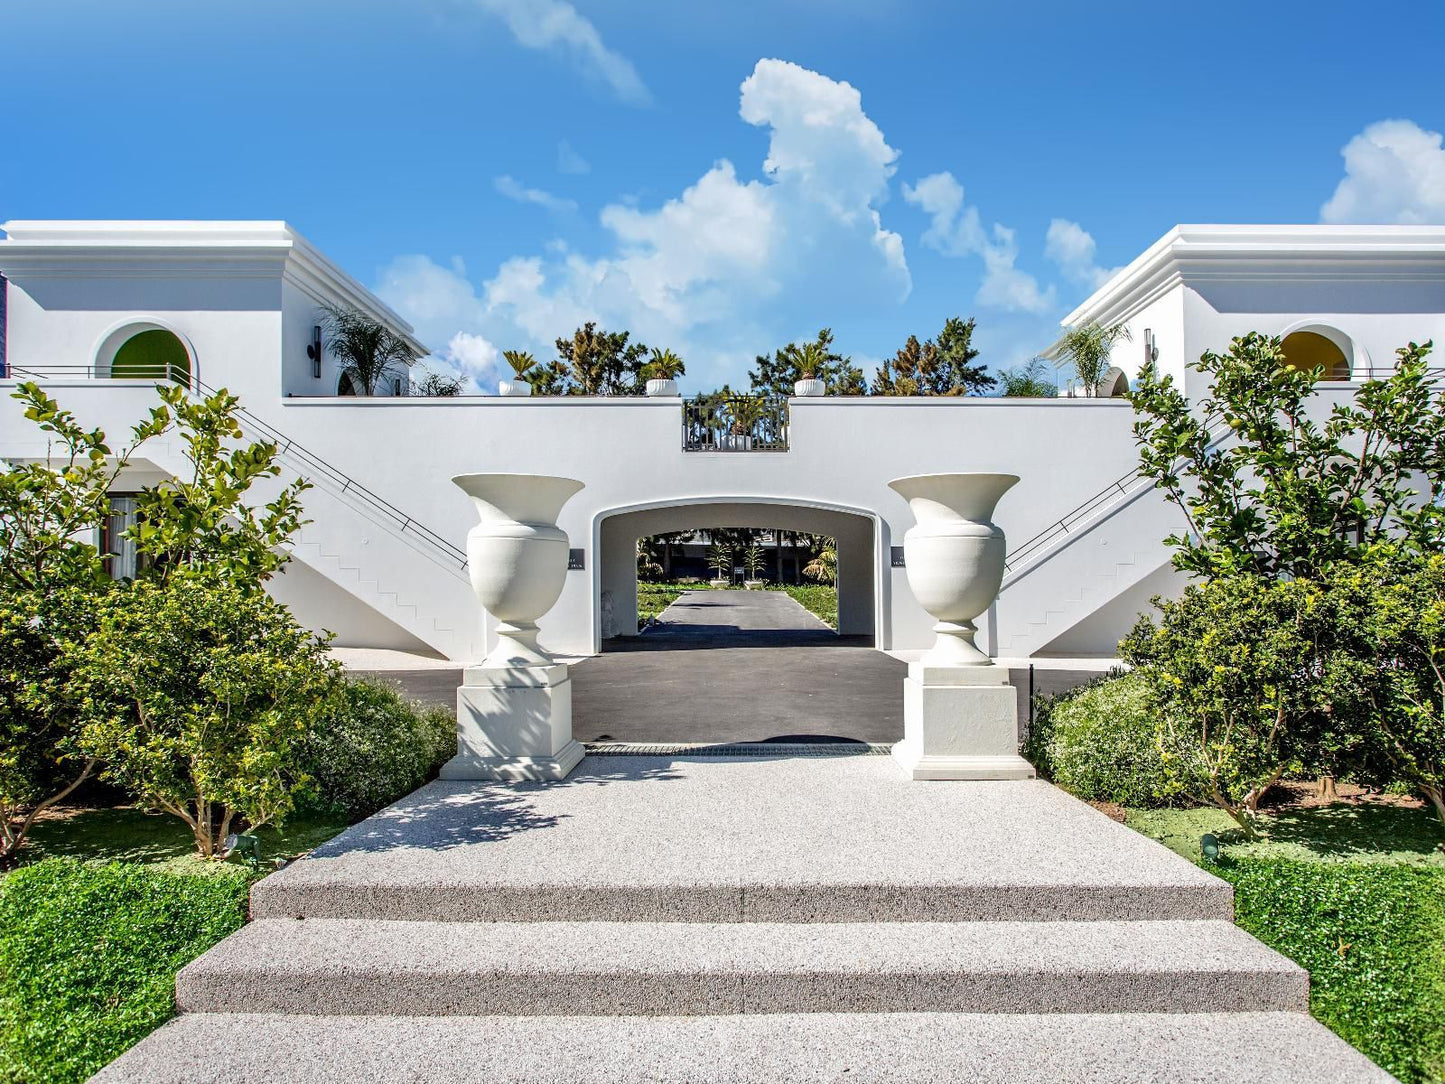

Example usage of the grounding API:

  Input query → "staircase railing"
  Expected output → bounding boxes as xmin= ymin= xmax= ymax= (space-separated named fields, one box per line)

xmin=6 ymin=364 xmax=470 ymax=573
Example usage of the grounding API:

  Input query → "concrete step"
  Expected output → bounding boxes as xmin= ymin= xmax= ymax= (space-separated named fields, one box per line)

xmin=93 ymin=1010 xmax=1394 ymax=1083
xmin=249 ymin=770 xmax=1234 ymax=924
xmin=177 ymin=918 xmax=1305 ymax=1017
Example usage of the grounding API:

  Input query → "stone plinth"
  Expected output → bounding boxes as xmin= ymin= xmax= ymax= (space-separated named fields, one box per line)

xmin=892 ymin=661 xmax=1036 ymax=781
xmin=440 ymin=664 xmax=583 ymax=782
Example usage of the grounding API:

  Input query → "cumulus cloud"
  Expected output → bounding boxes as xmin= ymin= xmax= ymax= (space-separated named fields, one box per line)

xmin=903 ymin=171 xmax=1055 ymax=314
xmin=1321 ymin=119 xmax=1445 ymax=224
xmin=377 ymin=59 xmax=911 ymax=389
xmin=471 ymin=0 xmax=650 ymax=106
xmin=557 ymin=139 xmax=590 ymax=175
xmin=494 ymin=175 xmax=577 ymax=214
xmin=1044 ymin=218 xmax=1120 ymax=291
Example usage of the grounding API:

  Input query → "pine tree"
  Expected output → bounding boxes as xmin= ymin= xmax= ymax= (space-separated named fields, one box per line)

xmin=873 ymin=316 xmax=994 ymax=396
xmin=551 ymin=322 xmax=650 ymax=395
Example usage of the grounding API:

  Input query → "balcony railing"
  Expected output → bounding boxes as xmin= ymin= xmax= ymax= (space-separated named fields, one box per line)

xmin=682 ymin=395 xmax=789 ymax=452
xmin=1 ymin=362 xmax=192 ymax=386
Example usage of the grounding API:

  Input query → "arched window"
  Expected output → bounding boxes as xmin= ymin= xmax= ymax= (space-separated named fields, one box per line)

xmin=109 ymin=328 xmax=192 ymax=385
xmin=338 ymin=373 xmax=358 ymax=396
xmin=1280 ymin=330 xmax=1351 ymax=381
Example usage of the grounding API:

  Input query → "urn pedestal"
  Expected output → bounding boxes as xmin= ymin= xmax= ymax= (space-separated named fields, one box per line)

xmin=440 ymin=473 xmax=585 ymax=782
xmin=888 ymin=473 xmax=1036 ymax=781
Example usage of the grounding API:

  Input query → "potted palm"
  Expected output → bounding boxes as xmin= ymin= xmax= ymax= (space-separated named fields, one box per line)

xmin=791 ymin=341 xmax=827 ymax=397
xmin=499 ymin=350 xmax=536 ymax=397
xmin=644 ymin=348 xmax=685 ymax=397
xmin=742 ymin=544 xmax=766 ymax=588
xmin=728 ymin=396 xmax=765 ymax=451
xmin=707 ymin=543 xmax=732 ymax=588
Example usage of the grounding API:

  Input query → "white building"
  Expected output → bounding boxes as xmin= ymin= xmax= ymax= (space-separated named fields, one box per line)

xmin=2 ymin=221 xmax=1442 ymax=663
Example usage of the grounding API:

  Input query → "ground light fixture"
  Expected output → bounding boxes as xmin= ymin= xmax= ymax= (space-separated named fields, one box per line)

xmin=224 ymin=832 xmax=260 ymax=866
xmin=1200 ymin=833 xmax=1221 ymax=861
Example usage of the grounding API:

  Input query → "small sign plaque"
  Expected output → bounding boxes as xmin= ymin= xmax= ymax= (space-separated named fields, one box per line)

xmin=890 ymin=546 xmax=906 ymax=568
xmin=568 ymin=548 xmax=585 ymax=571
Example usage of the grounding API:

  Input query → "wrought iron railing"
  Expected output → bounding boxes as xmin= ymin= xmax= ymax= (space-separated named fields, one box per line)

xmin=682 ymin=394 xmax=789 ymax=452
xmin=5 ymin=364 xmax=470 ymax=573
xmin=2 ymin=361 xmax=192 ymax=385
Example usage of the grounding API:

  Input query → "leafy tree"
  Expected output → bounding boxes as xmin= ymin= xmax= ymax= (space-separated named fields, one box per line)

xmin=803 ymin=543 xmax=837 ymax=585
xmin=1131 ymin=336 xmax=1444 ymax=582
xmin=998 ymin=357 xmax=1058 ymax=398
xmin=872 ymin=317 xmax=994 ymax=396
xmin=412 ymin=367 xmax=464 ymax=397
xmin=1121 ymin=575 xmax=1340 ymax=837
xmin=550 ymin=322 xmax=650 ymax=395
xmin=73 ymin=572 xmax=340 ymax=857
xmin=320 ymin=303 xmax=419 ymax=396
xmin=130 ymin=385 xmax=310 ymax=586
xmin=637 ymin=539 xmax=663 ymax=580
xmin=0 ymin=384 xmax=166 ymax=861
xmin=1059 ymin=322 xmax=1130 ymax=396
xmin=707 ymin=543 xmax=733 ymax=582
xmin=749 ymin=329 xmax=866 ymax=397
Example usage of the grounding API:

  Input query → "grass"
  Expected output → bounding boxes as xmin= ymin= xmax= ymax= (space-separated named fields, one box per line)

xmin=782 ymin=583 xmax=837 ymax=627
xmin=0 ymin=858 xmax=253 ymax=1083
xmin=1127 ymin=802 xmax=1445 ymax=1082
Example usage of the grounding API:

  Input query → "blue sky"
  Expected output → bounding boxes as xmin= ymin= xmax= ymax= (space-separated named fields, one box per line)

xmin=3 ymin=0 xmax=1442 ymax=391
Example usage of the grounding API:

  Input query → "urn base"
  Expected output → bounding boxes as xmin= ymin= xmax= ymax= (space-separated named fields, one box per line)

xmin=441 ymin=663 xmax=584 ymax=781
xmin=892 ymin=661 xmax=1036 ymax=781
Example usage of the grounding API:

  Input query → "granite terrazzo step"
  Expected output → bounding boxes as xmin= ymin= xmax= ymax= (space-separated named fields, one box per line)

xmin=91 ymin=1010 xmax=1395 ymax=1084
xmin=175 ymin=917 xmax=1306 ymax=1017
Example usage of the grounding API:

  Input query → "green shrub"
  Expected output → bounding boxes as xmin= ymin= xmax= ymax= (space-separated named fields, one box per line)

xmin=1213 ymin=855 xmax=1445 ymax=1083
xmin=0 ymin=858 xmax=250 ymax=1083
xmin=300 ymin=678 xmax=455 ymax=821
xmin=1028 ymin=671 xmax=1170 ymax=807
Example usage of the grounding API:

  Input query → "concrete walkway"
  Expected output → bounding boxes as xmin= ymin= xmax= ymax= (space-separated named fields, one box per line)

xmin=98 ymin=757 xmax=1391 ymax=1082
xmin=575 ymin=590 xmax=903 ymax=744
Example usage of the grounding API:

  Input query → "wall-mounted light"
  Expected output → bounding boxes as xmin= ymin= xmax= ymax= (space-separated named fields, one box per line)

xmin=306 ymin=325 xmax=323 ymax=379
xmin=1144 ymin=328 xmax=1160 ymax=365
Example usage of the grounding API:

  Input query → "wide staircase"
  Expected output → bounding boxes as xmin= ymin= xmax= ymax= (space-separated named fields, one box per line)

xmin=93 ymin=756 xmax=1390 ymax=1082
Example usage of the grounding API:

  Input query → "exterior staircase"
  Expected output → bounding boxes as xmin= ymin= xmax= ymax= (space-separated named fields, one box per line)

xmin=92 ymin=756 xmax=1391 ymax=1083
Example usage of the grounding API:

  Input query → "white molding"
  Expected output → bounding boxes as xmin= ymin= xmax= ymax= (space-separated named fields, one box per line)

xmin=0 ymin=220 xmax=426 ymax=355
xmin=1061 ymin=224 xmax=1445 ymax=331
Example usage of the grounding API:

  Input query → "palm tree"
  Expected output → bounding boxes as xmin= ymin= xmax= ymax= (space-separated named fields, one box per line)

xmin=742 ymin=544 xmax=766 ymax=584
xmin=785 ymin=340 xmax=829 ymax=381
xmin=707 ymin=543 xmax=733 ymax=584
xmin=1057 ymin=323 xmax=1130 ymax=397
xmin=320 ymin=303 xmax=419 ymax=395
xmin=503 ymin=350 xmax=537 ymax=381
xmin=645 ymin=348 xmax=685 ymax=381
xmin=803 ymin=543 xmax=837 ymax=585
xmin=998 ymin=357 xmax=1057 ymax=398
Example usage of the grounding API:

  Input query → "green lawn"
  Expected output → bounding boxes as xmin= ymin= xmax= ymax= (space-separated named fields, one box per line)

xmin=1127 ymin=802 xmax=1445 ymax=1082
xmin=0 ymin=806 xmax=350 ymax=1083
xmin=782 ymin=583 xmax=837 ymax=627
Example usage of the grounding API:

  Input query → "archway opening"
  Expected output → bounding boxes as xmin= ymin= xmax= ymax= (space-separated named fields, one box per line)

xmin=1281 ymin=330 xmax=1350 ymax=380
xmin=110 ymin=328 xmax=191 ymax=384
xmin=574 ymin=499 xmax=901 ymax=745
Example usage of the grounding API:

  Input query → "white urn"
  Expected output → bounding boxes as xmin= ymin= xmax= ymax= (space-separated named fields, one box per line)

xmin=453 ymin=473 xmax=584 ymax=668
xmin=793 ymin=378 xmax=826 ymax=397
xmin=497 ymin=379 xmax=532 ymax=397
xmin=645 ymin=377 xmax=679 ymax=397
xmin=889 ymin=473 xmax=1019 ymax=666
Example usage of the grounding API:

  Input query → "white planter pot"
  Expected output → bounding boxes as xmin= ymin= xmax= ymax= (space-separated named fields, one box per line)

xmin=888 ymin=473 xmax=1019 ymax=666
xmin=794 ymin=378 xmax=826 ymax=397
xmin=709 ymin=578 xmax=729 ymax=588
xmin=744 ymin=579 xmax=764 ymax=589
xmin=645 ymin=378 xmax=679 ymax=397
xmin=498 ymin=380 xmax=532 ymax=397
xmin=452 ymin=473 xmax=584 ymax=668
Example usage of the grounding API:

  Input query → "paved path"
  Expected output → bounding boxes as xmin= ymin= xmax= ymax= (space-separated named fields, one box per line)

xmin=573 ymin=590 xmax=903 ymax=744
xmin=354 ymin=591 xmax=1103 ymax=745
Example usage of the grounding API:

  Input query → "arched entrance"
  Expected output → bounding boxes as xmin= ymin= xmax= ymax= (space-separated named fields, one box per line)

xmin=94 ymin=321 xmax=195 ymax=386
xmin=570 ymin=497 xmax=902 ymax=745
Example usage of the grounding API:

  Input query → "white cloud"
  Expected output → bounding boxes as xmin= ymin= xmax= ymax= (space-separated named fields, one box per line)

xmin=377 ymin=59 xmax=911 ymax=389
xmin=494 ymin=175 xmax=577 ymax=214
xmin=1321 ymin=119 xmax=1445 ymax=224
xmin=471 ymin=0 xmax=650 ymax=105
xmin=557 ymin=139 xmax=590 ymax=175
xmin=902 ymin=171 xmax=1054 ymax=314
xmin=439 ymin=331 xmax=499 ymax=391
xmin=1044 ymin=218 xmax=1120 ymax=291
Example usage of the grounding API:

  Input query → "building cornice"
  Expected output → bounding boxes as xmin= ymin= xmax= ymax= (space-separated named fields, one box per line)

xmin=0 ymin=221 xmax=427 ymax=354
xmin=1059 ymin=224 xmax=1445 ymax=333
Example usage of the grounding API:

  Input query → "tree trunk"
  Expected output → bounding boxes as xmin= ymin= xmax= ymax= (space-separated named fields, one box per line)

xmin=1317 ymin=775 xmax=1338 ymax=802
xmin=1422 ymin=783 xmax=1445 ymax=832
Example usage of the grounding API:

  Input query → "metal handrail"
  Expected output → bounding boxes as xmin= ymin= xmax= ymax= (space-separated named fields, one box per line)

xmin=6 ymin=363 xmax=470 ymax=572
xmin=682 ymin=394 xmax=789 ymax=452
